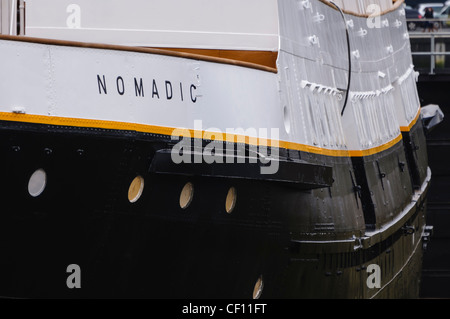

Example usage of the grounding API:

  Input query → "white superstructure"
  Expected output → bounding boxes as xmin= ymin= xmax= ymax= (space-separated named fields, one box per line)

xmin=0 ymin=0 xmax=420 ymax=158
xmin=25 ymin=0 xmax=279 ymax=51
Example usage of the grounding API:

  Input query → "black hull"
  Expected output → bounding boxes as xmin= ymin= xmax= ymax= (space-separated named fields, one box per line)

xmin=0 ymin=117 xmax=430 ymax=298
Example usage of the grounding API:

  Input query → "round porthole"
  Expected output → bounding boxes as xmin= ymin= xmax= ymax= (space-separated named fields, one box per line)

xmin=28 ymin=169 xmax=47 ymax=197
xmin=180 ymin=182 xmax=194 ymax=209
xmin=128 ymin=176 xmax=145 ymax=203
xmin=253 ymin=275 xmax=264 ymax=299
xmin=225 ymin=187 xmax=237 ymax=214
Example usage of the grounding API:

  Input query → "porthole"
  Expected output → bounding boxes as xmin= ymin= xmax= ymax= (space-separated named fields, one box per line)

xmin=128 ymin=175 xmax=145 ymax=203
xmin=253 ymin=275 xmax=264 ymax=299
xmin=180 ymin=182 xmax=194 ymax=209
xmin=225 ymin=187 xmax=237 ymax=214
xmin=28 ymin=169 xmax=47 ymax=197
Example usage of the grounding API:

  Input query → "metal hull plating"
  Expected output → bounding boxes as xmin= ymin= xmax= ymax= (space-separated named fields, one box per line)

xmin=0 ymin=118 xmax=429 ymax=299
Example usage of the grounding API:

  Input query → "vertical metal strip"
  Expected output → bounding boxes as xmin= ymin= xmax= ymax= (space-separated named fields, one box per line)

xmin=329 ymin=1 xmax=352 ymax=116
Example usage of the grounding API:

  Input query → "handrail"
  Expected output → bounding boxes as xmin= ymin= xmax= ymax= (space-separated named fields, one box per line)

xmin=407 ymin=18 xmax=450 ymax=22
xmin=406 ymin=16 xmax=450 ymax=75
xmin=409 ymin=31 xmax=450 ymax=75
xmin=409 ymin=32 xmax=450 ymax=38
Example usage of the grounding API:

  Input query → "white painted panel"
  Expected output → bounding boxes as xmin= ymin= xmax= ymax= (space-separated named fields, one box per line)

xmin=25 ymin=0 xmax=279 ymax=51
xmin=0 ymin=39 xmax=287 ymax=142
xmin=1 ymin=0 xmax=422 ymax=154
xmin=0 ymin=40 xmax=52 ymax=113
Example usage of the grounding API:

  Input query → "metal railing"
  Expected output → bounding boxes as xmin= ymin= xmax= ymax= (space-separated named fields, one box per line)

xmin=409 ymin=32 xmax=450 ymax=75
xmin=408 ymin=18 xmax=450 ymax=75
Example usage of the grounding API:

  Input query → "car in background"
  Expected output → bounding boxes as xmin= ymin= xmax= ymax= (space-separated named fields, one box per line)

xmin=416 ymin=2 xmax=444 ymax=16
xmin=406 ymin=8 xmax=424 ymax=31
xmin=435 ymin=1 xmax=450 ymax=26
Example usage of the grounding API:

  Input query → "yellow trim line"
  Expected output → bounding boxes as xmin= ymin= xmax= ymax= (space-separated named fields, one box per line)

xmin=0 ymin=111 xmax=416 ymax=158
xmin=400 ymin=108 xmax=421 ymax=132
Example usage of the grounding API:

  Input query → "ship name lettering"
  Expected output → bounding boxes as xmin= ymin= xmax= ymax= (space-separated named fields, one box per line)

xmin=96 ymin=74 xmax=197 ymax=103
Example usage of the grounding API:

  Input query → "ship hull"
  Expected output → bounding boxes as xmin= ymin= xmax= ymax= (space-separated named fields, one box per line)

xmin=0 ymin=118 xmax=430 ymax=298
xmin=0 ymin=0 xmax=432 ymax=296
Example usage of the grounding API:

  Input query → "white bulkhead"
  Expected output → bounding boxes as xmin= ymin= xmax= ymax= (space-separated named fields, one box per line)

xmin=0 ymin=0 xmax=420 ymax=156
xmin=25 ymin=0 xmax=280 ymax=51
